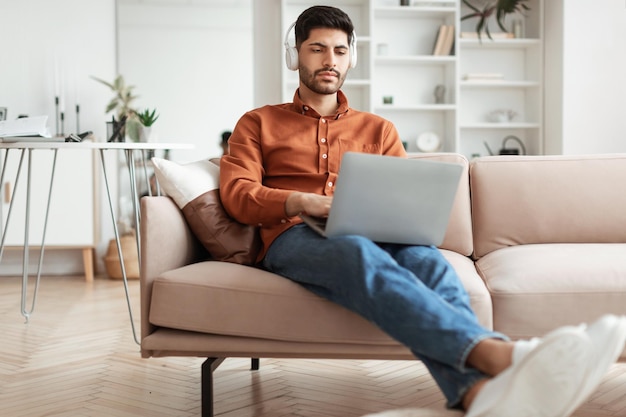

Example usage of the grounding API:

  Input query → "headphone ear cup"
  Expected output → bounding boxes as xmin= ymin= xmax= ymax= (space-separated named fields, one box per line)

xmin=349 ymin=32 xmax=358 ymax=68
xmin=285 ymin=46 xmax=299 ymax=71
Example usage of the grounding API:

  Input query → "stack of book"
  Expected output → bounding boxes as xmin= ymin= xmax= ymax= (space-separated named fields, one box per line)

xmin=432 ymin=24 xmax=455 ymax=56
xmin=0 ymin=116 xmax=59 ymax=142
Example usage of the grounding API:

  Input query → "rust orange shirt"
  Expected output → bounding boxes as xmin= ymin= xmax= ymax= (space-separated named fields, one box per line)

xmin=220 ymin=90 xmax=407 ymax=260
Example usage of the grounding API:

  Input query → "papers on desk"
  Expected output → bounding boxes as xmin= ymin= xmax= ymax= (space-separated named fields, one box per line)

xmin=0 ymin=116 xmax=53 ymax=141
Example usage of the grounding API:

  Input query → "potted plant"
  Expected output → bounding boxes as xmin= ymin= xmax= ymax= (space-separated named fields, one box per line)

xmin=92 ymin=74 xmax=142 ymax=141
xmin=137 ymin=108 xmax=159 ymax=142
xmin=461 ymin=0 xmax=530 ymax=40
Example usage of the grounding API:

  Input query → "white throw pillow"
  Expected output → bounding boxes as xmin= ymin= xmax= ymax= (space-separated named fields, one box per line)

xmin=151 ymin=157 xmax=219 ymax=207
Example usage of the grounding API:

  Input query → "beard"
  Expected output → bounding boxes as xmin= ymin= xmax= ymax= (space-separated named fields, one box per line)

xmin=299 ymin=65 xmax=347 ymax=95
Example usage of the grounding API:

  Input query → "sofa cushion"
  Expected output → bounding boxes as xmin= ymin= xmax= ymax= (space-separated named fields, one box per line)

xmin=151 ymin=157 xmax=261 ymax=265
xmin=470 ymin=154 xmax=626 ymax=258
xmin=476 ymin=243 xmax=626 ymax=340
xmin=408 ymin=153 xmax=473 ymax=256
xmin=148 ymin=250 xmax=492 ymax=343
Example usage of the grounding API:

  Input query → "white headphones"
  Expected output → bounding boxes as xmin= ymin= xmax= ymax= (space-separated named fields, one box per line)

xmin=284 ymin=21 xmax=358 ymax=71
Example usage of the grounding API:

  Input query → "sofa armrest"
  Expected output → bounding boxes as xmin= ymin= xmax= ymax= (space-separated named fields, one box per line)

xmin=140 ymin=196 xmax=207 ymax=342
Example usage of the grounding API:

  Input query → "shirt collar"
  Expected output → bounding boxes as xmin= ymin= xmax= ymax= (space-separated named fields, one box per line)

xmin=291 ymin=89 xmax=351 ymax=119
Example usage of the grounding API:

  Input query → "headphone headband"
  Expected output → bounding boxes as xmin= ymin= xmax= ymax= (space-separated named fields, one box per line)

xmin=284 ymin=21 xmax=357 ymax=71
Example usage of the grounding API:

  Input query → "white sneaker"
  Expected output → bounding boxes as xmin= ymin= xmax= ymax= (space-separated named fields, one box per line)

xmin=512 ymin=324 xmax=588 ymax=365
xmin=465 ymin=327 xmax=591 ymax=417
xmin=561 ymin=314 xmax=626 ymax=416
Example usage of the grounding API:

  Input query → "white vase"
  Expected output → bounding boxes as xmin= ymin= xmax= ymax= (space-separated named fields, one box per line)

xmin=139 ymin=126 xmax=154 ymax=142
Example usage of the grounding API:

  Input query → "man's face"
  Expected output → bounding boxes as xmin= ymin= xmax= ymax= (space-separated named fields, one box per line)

xmin=298 ymin=27 xmax=350 ymax=95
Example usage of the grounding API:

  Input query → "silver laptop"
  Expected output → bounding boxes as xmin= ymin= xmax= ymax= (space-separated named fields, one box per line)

xmin=300 ymin=152 xmax=463 ymax=246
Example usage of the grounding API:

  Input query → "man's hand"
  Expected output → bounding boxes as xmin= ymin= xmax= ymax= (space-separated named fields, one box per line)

xmin=285 ymin=192 xmax=333 ymax=218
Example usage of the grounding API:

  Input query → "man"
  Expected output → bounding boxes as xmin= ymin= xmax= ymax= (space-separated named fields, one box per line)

xmin=220 ymin=5 xmax=626 ymax=416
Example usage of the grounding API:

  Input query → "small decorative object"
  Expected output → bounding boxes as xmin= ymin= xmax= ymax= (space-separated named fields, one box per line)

xmin=498 ymin=135 xmax=526 ymax=155
xmin=383 ymin=96 xmax=394 ymax=105
xmin=483 ymin=135 xmax=526 ymax=155
xmin=461 ymin=0 xmax=530 ymax=40
xmin=488 ymin=109 xmax=517 ymax=123
xmin=400 ymin=0 xmax=410 ymax=5
xmin=434 ymin=84 xmax=446 ymax=104
xmin=377 ymin=43 xmax=389 ymax=56
xmin=137 ymin=108 xmax=159 ymax=142
xmin=137 ymin=108 xmax=159 ymax=126
xmin=416 ymin=131 xmax=441 ymax=153
xmin=104 ymin=234 xmax=140 ymax=280
xmin=0 ymin=107 xmax=6 ymax=121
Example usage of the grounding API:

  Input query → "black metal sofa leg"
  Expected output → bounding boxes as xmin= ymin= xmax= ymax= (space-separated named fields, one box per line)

xmin=201 ymin=358 xmax=260 ymax=417
xmin=202 ymin=358 xmax=225 ymax=417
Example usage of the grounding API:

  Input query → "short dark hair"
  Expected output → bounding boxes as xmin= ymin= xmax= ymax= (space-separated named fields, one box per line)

xmin=295 ymin=6 xmax=354 ymax=48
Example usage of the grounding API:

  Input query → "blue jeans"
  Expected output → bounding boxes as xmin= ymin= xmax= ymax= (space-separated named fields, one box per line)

xmin=262 ymin=224 xmax=507 ymax=409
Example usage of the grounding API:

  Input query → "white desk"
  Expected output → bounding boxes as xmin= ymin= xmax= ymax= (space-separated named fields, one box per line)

xmin=0 ymin=140 xmax=193 ymax=344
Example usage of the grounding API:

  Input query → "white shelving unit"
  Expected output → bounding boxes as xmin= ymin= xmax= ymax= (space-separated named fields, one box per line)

xmin=458 ymin=0 xmax=543 ymax=157
xmin=280 ymin=0 xmax=543 ymax=158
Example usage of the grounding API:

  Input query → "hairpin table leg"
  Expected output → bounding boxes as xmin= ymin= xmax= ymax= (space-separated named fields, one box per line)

xmin=99 ymin=149 xmax=140 ymax=346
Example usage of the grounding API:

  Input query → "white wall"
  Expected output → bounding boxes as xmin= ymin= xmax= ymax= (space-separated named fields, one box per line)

xmin=0 ymin=0 xmax=116 ymax=141
xmin=545 ymin=1 xmax=626 ymax=154
xmin=253 ymin=0 xmax=283 ymax=107
xmin=116 ymin=0 xmax=253 ymax=161
xmin=0 ymin=0 xmax=117 ymax=275
xmin=1 ymin=0 xmax=254 ymax=276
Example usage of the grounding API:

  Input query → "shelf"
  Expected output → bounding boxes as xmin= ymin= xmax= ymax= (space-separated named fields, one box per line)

xmin=375 ymin=55 xmax=455 ymax=65
xmin=375 ymin=104 xmax=455 ymax=111
xmin=374 ymin=6 xmax=455 ymax=18
xmin=460 ymin=123 xmax=541 ymax=129
xmin=460 ymin=39 xmax=541 ymax=49
xmin=460 ymin=81 xmax=540 ymax=88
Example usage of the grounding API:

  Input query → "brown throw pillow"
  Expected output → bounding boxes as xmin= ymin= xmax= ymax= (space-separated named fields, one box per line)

xmin=151 ymin=157 xmax=260 ymax=265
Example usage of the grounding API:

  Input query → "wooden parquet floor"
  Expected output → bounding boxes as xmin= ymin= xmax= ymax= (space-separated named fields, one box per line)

xmin=1 ymin=275 xmax=626 ymax=417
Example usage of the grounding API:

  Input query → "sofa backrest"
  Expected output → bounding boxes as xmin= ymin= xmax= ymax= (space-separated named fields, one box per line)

xmin=470 ymin=154 xmax=626 ymax=259
xmin=409 ymin=153 xmax=473 ymax=256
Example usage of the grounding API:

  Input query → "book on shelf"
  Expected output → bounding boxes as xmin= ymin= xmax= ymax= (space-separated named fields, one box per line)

xmin=432 ymin=25 xmax=447 ymax=55
xmin=433 ymin=25 xmax=454 ymax=56
xmin=441 ymin=24 xmax=455 ymax=55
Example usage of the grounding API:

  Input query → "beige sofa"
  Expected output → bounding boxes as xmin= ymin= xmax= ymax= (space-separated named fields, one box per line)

xmin=140 ymin=153 xmax=626 ymax=417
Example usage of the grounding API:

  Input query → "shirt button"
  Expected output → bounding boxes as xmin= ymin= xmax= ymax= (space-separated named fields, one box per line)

xmin=328 ymin=181 xmax=333 ymax=187
xmin=280 ymin=219 xmax=287 ymax=224
xmin=322 ymin=154 xmax=328 ymax=159
xmin=321 ymin=138 xmax=327 ymax=143
xmin=303 ymin=106 xmax=309 ymax=111
xmin=257 ymin=223 xmax=263 ymax=227
xmin=321 ymin=119 xmax=326 ymax=124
